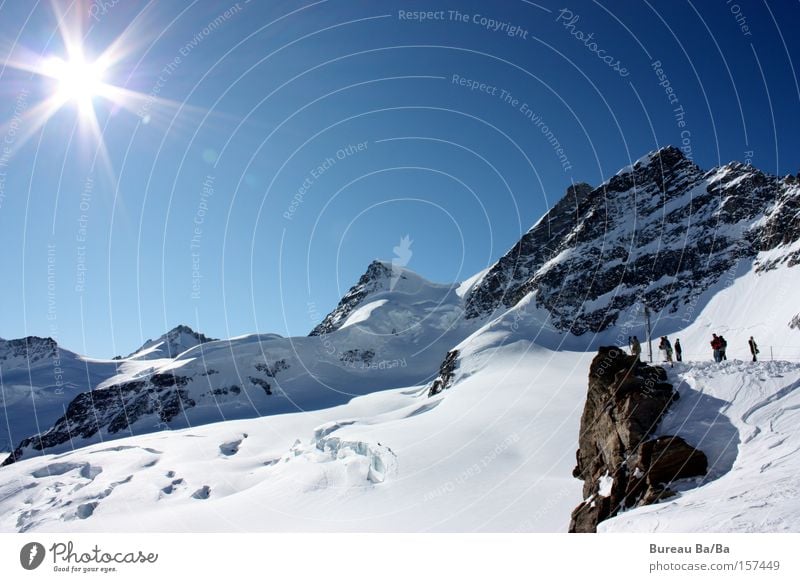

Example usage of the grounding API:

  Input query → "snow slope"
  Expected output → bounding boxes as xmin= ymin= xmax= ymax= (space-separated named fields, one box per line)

xmin=0 ymin=338 xmax=591 ymax=532
xmin=4 ymin=275 xmax=797 ymax=533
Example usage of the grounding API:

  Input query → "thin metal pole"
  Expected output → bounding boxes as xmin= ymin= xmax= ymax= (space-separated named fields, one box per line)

xmin=645 ymin=304 xmax=653 ymax=363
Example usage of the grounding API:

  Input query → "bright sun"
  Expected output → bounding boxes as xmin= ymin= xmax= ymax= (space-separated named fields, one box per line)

xmin=43 ymin=56 xmax=106 ymax=104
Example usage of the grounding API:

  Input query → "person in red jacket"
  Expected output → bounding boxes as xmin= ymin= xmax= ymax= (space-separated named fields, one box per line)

xmin=711 ymin=334 xmax=722 ymax=363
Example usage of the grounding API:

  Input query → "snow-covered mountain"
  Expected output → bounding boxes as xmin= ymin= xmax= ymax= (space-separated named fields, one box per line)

xmin=1 ymin=146 xmax=799 ymax=532
xmin=0 ymin=337 xmax=119 ymax=454
xmin=122 ymin=324 xmax=217 ymax=360
xmin=2 ymin=263 xmax=480 ymax=466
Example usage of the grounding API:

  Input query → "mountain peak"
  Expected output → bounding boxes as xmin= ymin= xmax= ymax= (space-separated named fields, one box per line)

xmin=125 ymin=324 xmax=216 ymax=360
xmin=308 ymin=257 xmax=449 ymax=337
xmin=0 ymin=336 xmax=59 ymax=366
xmin=615 ymin=145 xmax=690 ymax=177
xmin=651 ymin=144 xmax=686 ymax=160
xmin=640 ymin=145 xmax=688 ymax=167
xmin=362 ymin=259 xmax=393 ymax=281
xmin=309 ymin=261 xmax=399 ymax=337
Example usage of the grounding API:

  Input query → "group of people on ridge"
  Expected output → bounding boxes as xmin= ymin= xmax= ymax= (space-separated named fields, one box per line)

xmin=627 ymin=335 xmax=682 ymax=367
xmin=627 ymin=334 xmax=760 ymax=364
xmin=710 ymin=333 xmax=760 ymax=362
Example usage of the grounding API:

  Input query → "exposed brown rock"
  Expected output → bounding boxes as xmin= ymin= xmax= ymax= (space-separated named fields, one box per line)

xmin=568 ymin=346 xmax=707 ymax=532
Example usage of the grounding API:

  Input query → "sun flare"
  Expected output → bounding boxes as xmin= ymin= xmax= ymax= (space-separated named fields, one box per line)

xmin=43 ymin=55 xmax=106 ymax=105
xmin=0 ymin=3 xmax=205 ymax=179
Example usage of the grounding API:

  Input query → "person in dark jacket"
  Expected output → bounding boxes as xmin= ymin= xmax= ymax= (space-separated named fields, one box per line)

xmin=658 ymin=336 xmax=674 ymax=367
xmin=674 ymin=338 xmax=682 ymax=362
xmin=718 ymin=335 xmax=728 ymax=361
xmin=749 ymin=336 xmax=759 ymax=362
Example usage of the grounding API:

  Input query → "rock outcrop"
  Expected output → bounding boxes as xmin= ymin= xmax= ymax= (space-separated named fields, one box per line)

xmin=427 ymin=350 xmax=459 ymax=397
xmin=569 ymin=347 xmax=708 ymax=533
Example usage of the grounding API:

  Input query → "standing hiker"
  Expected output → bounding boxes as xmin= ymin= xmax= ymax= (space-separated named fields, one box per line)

xmin=674 ymin=338 xmax=682 ymax=362
xmin=748 ymin=336 xmax=759 ymax=362
xmin=711 ymin=334 xmax=722 ymax=363
xmin=631 ymin=336 xmax=642 ymax=361
xmin=658 ymin=336 xmax=674 ymax=367
xmin=718 ymin=335 xmax=728 ymax=361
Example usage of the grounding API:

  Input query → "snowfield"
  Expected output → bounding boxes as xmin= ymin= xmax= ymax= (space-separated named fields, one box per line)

xmin=3 ymin=338 xmax=798 ymax=533
xmin=0 ymin=343 xmax=591 ymax=532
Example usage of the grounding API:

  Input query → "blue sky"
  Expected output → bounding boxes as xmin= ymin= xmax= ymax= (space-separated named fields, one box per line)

xmin=0 ymin=0 xmax=798 ymax=357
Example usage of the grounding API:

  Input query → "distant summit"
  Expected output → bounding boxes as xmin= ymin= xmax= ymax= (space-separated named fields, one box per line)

xmin=125 ymin=324 xmax=217 ymax=360
xmin=309 ymin=260 xmax=407 ymax=336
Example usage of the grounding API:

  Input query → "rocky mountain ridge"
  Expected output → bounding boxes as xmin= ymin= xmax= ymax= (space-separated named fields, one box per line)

xmin=464 ymin=146 xmax=800 ymax=334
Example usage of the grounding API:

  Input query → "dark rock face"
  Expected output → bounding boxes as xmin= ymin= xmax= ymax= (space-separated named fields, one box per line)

xmin=0 ymin=336 xmax=58 ymax=365
xmin=309 ymin=261 xmax=395 ymax=336
xmin=642 ymin=436 xmax=708 ymax=486
xmin=1 ymin=373 xmax=194 ymax=466
xmin=339 ymin=349 xmax=376 ymax=368
xmin=568 ymin=347 xmax=707 ymax=533
xmin=254 ymin=359 xmax=290 ymax=377
xmin=427 ymin=350 xmax=459 ymax=397
xmin=465 ymin=147 xmax=800 ymax=334
xmin=790 ymin=314 xmax=800 ymax=330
